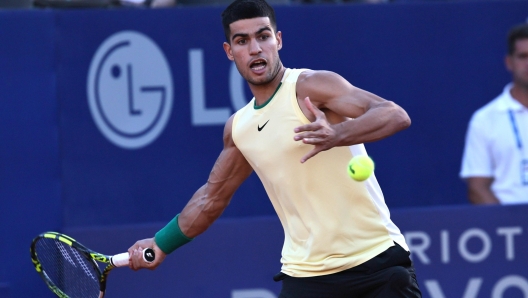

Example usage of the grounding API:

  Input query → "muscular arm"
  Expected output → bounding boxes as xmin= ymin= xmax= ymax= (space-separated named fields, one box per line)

xmin=294 ymin=70 xmax=411 ymax=162
xmin=179 ymin=115 xmax=253 ymax=237
xmin=466 ymin=177 xmax=500 ymax=205
xmin=128 ymin=115 xmax=253 ymax=270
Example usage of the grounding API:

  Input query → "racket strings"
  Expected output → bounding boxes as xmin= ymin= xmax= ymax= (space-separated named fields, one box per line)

xmin=35 ymin=238 xmax=101 ymax=298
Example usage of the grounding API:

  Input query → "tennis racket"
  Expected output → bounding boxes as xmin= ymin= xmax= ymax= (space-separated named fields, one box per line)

xmin=30 ymin=231 xmax=155 ymax=298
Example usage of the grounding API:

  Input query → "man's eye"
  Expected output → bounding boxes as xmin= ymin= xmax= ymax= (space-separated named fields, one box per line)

xmin=260 ymin=35 xmax=269 ymax=40
xmin=237 ymin=39 xmax=246 ymax=45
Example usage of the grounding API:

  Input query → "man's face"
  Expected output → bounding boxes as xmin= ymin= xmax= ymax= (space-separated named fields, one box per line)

xmin=507 ymin=38 xmax=528 ymax=87
xmin=223 ymin=17 xmax=282 ymax=86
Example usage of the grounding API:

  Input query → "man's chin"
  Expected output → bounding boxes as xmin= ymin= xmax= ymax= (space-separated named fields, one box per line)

xmin=516 ymin=79 xmax=528 ymax=89
xmin=251 ymin=72 xmax=281 ymax=85
xmin=246 ymin=75 xmax=273 ymax=86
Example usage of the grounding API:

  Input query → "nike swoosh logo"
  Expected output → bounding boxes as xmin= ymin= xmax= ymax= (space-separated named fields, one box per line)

xmin=258 ymin=120 xmax=270 ymax=132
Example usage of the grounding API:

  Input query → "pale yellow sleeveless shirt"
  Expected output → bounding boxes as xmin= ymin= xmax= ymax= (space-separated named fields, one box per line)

xmin=232 ymin=68 xmax=408 ymax=277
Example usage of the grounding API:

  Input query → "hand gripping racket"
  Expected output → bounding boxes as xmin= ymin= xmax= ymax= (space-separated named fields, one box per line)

xmin=30 ymin=231 xmax=155 ymax=298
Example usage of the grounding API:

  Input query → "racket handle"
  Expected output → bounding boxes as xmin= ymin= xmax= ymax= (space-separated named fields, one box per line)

xmin=111 ymin=253 xmax=129 ymax=267
xmin=110 ymin=248 xmax=156 ymax=267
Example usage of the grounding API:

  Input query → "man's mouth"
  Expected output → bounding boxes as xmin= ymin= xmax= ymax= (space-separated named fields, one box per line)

xmin=250 ymin=59 xmax=267 ymax=71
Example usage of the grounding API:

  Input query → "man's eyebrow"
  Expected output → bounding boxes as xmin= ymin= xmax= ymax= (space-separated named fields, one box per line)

xmin=231 ymin=32 xmax=249 ymax=42
xmin=231 ymin=26 xmax=272 ymax=42
xmin=256 ymin=26 xmax=272 ymax=34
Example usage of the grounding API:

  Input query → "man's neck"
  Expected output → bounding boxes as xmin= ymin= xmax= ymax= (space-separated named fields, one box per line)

xmin=250 ymin=66 xmax=286 ymax=106
xmin=510 ymin=83 xmax=528 ymax=108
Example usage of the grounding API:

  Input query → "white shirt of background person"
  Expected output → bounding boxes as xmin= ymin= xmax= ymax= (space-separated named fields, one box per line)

xmin=460 ymin=83 xmax=528 ymax=205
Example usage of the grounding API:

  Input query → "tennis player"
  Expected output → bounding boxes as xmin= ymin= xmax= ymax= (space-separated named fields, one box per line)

xmin=128 ymin=0 xmax=421 ymax=296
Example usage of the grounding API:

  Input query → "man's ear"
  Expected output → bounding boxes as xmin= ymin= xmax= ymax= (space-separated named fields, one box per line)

xmin=505 ymin=55 xmax=513 ymax=72
xmin=223 ymin=42 xmax=234 ymax=61
xmin=276 ymin=31 xmax=282 ymax=50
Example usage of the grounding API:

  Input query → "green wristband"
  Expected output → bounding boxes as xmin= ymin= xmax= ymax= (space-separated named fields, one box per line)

xmin=154 ymin=214 xmax=193 ymax=254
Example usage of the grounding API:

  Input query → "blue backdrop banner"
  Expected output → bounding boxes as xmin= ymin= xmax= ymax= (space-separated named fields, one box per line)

xmin=2 ymin=1 xmax=528 ymax=297
xmin=0 ymin=10 xmax=60 ymax=298
xmin=60 ymin=204 xmax=528 ymax=298
xmin=56 ymin=1 xmax=528 ymax=227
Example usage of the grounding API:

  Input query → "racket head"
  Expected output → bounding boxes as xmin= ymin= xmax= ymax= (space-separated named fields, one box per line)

xmin=30 ymin=232 xmax=113 ymax=298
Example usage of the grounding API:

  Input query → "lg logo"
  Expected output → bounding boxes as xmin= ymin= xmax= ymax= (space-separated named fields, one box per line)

xmin=87 ymin=31 xmax=173 ymax=149
xmin=88 ymin=31 xmax=250 ymax=149
xmin=188 ymin=48 xmax=248 ymax=126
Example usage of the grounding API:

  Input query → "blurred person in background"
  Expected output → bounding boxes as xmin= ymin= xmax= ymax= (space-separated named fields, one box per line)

xmin=460 ymin=23 xmax=528 ymax=205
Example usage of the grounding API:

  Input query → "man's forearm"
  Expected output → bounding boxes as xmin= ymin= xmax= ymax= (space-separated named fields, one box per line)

xmin=466 ymin=177 xmax=500 ymax=205
xmin=178 ymin=185 xmax=231 ymax=238
xmin=468 ymin=188 xmax=500 ymax=204
xmin=335 ymin=101 xmax=411 ymax=146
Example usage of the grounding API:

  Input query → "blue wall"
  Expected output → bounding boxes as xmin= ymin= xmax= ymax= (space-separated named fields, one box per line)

xmin=59 ymin=204 xmax=528 ymax=298
xmin=0 ymin=10 xmax=61 ymax=298
xmin=56 ymin=0 xmax=527 ymax=228
xmin=1 ymin=1 xmax=527 ymax=297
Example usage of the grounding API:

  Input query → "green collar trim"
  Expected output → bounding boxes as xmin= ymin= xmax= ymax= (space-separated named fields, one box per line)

xmin=254 ymin=82 xmax=282 ymax=110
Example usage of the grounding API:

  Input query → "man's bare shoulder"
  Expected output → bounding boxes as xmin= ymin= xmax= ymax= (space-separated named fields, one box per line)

xmin=296 ymin=69 xmax=354 ymax=106
xmin=297 ymin=69 xmax=346 ymax=85
xmin=222 ymin=114 xmax=237 ymax=143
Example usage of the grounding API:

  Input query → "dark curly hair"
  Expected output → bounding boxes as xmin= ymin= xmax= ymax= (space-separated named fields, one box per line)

xmin=221 ymin=0 xmax=277 ymax=43
xmin=507 ymin=23 xmax=528 ymax=55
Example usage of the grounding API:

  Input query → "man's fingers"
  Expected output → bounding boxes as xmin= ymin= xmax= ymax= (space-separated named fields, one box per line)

xmin=127 ymin=244 xmax=140 ymax=266
xmin=294 ymin=122 xmax=321 ymax=134
xmin=294 ymin=130 xmax=323 ymax=141
xmin=304 ymin=97 xmax=324 ymax=119
xmin=130 ymin=248 xmax=154 ymax=270
xmin=295 ymin=97 xmax=333 ymax=163
xmin=127 ymin=238 xmax=161 ymax=271
xmin=302 ymin=137 xmax=324 ymax=144
xmin=129 ymin=249 xmax=140 ymax=271
xmin=300 ymin=148 xmax=321 ymax=163
xmin=294 ymin=97 xmax=326 ymax=134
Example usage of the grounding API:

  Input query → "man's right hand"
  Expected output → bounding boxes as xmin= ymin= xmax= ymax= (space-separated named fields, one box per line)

xmin=128 ymin=237 xmax=167 ymax=271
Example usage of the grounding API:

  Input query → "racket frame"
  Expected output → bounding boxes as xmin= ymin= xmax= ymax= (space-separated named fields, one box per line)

xmin=30 ymin=231 xmax=117 ymax=298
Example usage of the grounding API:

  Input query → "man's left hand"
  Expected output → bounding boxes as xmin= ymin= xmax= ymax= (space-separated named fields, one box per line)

xmin=294 ymin=97 xmax=341 ymax=163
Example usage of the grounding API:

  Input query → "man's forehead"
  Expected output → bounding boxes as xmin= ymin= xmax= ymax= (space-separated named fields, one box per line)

xmin=515 ymin=39 xmax=528 ymax=46
xmin=513 ymin=39 xmax=528 ymax=53
xmin=229 ymin=17 xmax=272 ymax=35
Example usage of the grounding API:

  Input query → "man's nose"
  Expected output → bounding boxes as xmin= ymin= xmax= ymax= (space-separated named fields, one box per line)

xmin=249 ymin=39 xmax=262 ymax=55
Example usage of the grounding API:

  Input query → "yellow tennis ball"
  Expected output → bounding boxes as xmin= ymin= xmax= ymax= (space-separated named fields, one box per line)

xmin=347 ymin=155 xmax=374 ymax=181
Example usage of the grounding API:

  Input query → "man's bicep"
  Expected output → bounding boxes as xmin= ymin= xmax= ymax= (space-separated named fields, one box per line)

xmin=178 ymin=118 xmax=252 ymax=237
xmin=207 ymin=115 xmax=253 ymax=197
xmin=466 ymin=177 xmax=494 ymax=189
xmin=297 ymin=70 xmax=387 ymax=118
xmin=207 ymin=144 xmax=253 ymax=195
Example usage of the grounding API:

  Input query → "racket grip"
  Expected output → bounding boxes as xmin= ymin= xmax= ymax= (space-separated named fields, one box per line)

xmin=111 ymin=253 xmax=129 ymax=267
xmin=110 ymin=248 xmax=156 ymax=267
